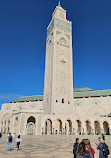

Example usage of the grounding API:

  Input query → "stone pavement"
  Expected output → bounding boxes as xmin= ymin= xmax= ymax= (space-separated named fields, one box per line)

xmin=0 ymin=135 xmax=111 ymax=158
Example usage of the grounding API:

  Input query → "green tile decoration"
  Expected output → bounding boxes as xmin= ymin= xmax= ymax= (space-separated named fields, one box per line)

xmin=11 ymin=95 xmax=43 ymax=102
xmin=60 ymin=37 xmax=67 ymax=43
xmin=47 ymin=19 xmax=54 ymax=37
xmin=47 ymin=17 xmax=72 ymax=37
xmin=65 ymin=34 xmax=70 ymax=39
xmin=56 ymin=31 xmax=61 ymax=35
xmin=11 ymin=87 xmax=111 ymax=102
xmin=54 ymin=18 xmax=72 ymax=33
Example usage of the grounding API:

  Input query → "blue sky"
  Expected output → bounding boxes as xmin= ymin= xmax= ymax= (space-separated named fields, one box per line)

xmin=0 ymin=0 xmax=111 ymax=108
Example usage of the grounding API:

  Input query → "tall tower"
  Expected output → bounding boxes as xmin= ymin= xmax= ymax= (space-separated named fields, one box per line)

xmin=43 ymin=2 xmax=73 ymax=115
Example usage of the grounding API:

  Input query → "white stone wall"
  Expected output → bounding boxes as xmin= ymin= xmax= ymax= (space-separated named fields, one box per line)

xmin=0 ymin=96 xmax=111 ymax=135
xmin=0 ymin=101 xmax=43 ymax=135
xmin=41 ymin=96 xmax=111 ymax=135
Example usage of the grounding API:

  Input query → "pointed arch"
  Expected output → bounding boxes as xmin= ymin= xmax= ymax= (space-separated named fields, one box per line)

xmin=27 ymin=116 xmax=36 ymax=124
xmin=65 ymin=119 xmax=72 ymax=134
xmin=60 ymin=37 xmax=67 ymax=46
xmin=87 ymin=106 xmax=107 ymax=117
xmin=76 ymin=120 xmax=82 ymax=135
xmin=94 ymin=121 xmax=101 ymax=134
xmin=103 ymin=121 xmax=110 ymax=135
xmin=45 ymin=119 xmax=52 ymax=134
xmin=85 ymin=120 xmax=91 ymax=134
xmin=27 ymin=116 xmax=36 ymax=135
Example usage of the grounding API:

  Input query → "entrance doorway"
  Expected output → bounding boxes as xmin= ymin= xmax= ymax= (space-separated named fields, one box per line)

xmin=27 ymin=116 xmax=36 ymax=135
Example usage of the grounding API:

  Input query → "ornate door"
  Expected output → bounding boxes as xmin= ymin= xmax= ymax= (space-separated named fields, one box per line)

xmin=28 ymin=124 xmax=34 ymax=134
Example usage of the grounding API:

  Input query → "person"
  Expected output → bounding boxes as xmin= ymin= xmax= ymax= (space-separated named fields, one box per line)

xmin=73 ymin=138 xmax=80 ymax=158
xmin=0 ymin=132 xmax=2 ymax=142
xmin=0 ymin=132 xmax=2 ymax=138
xmin=11 ymin=133 xmax=15 ymax=140
xmin=16 ymin=135 xmax=22 ymax=150
xmin=102 ymin=134 xmax=105 ymax=141
xmin=76 ymin=142 xmax=93 ymax=158
xmin=7 ymin=133 xmax=13 ymax=151
xmin=82 ymin=139 xmax=95 ymax=158
xmin=97 ymin=137 xmax=109 ymax=158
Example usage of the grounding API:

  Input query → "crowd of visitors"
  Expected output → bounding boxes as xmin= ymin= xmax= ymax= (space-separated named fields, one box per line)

xmin=73 ymin=134 xmax=110 ymax=158
xmin=0 ymin=131 xmax=110 ymax=157
xmin=6 ymin=133 xmax=22 ymax=151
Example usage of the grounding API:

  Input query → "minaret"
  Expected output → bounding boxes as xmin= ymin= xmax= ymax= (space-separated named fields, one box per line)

xmin=43 ymin=2 xmax=73 ymax=115
xmin=58 ymin=1 xmax=60 ymax=7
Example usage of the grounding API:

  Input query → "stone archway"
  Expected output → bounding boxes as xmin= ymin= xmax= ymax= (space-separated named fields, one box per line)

xmin=103 ymin=121 xmax=110 ymax=135
xmin=76 ymin=120 xmax=81 ymax=135
xmin=1 ymin=122 xmax=3 ymax=132
xmin=4 ymin=121 xmax=6 ymax=133
xmin=55 ymin=119 xmax=62 ymax=134
xmin=2 ymin=113 xmax=11 ymax=133
xmin=27 ymin=116 xmax=36 ymax=135
xmin=94 ymin=121 xmax=101 ymax=134
xmin=86 ymin=120 xmax=91 ymax=135
xmin=66 ymin=120 xmax=72 ymax=134
xmin=45 ymin=119 xmax=52 ymax=134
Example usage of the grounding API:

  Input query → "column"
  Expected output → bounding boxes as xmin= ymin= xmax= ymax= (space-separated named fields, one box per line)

xmin=91 ymin=121 xmax=95 ymax=135
xmin=100 ymin=121 xmax=103 ymax=134
xmin=74 ymin=120 xmax=78 ymax=135
xmin=52 ymin=119 xmax=55 ymax=134
xmin=62 ymin=121 xmax=65 ymax=135
xmin=72 ymin=120 xmax=75 ymax=135
xmin=82 ymin=122 xmax=86 ymax=135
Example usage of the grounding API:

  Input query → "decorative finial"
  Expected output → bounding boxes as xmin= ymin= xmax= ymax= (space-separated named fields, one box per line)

xmin=58 ymin=1 xmax=61 ymax=7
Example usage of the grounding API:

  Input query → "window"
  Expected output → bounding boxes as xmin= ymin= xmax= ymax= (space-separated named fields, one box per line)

xmin=56 ymin=100 xmax=58 ymax=103
xmin=68 ymin=101 xmax=70 ymax=104
xmin=62 ymin=99 xmax=64 ymax=103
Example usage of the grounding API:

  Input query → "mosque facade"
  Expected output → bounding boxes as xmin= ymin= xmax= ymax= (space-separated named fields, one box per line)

xmin=0 ymin=3 xmax=111 ymax=135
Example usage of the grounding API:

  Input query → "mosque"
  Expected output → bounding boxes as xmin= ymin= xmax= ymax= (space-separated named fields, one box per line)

xmin=0 ymin=2 xmax=111 ymax=135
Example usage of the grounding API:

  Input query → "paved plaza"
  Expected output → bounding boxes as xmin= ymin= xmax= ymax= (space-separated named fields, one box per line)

xmin=0 ymin=135 xmax=111 ymax=158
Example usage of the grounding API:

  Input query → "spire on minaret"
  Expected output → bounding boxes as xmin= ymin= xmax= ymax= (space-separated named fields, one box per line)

xmin=58 ymin=1 xmax=61 ymax=7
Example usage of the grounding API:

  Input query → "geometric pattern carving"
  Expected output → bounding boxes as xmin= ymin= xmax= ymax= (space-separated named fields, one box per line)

xmin=47 ymin=17 xmax=71 ymax=37
xmin=74 ymin=100 xmax=83 ymax=106
xmin=87 ymin=106 xmax=107 ymax=117
xmin=3 ymin=113 xmax=10 ymax=119
xmin=90 ymin=98 xmax=101 ymax=105
xmin=56 ymin=31 xmax=61 ymax=35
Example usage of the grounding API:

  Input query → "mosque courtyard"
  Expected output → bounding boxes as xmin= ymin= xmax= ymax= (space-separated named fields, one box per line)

xmin=0 ymin=135 xmax=111 ymax=158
